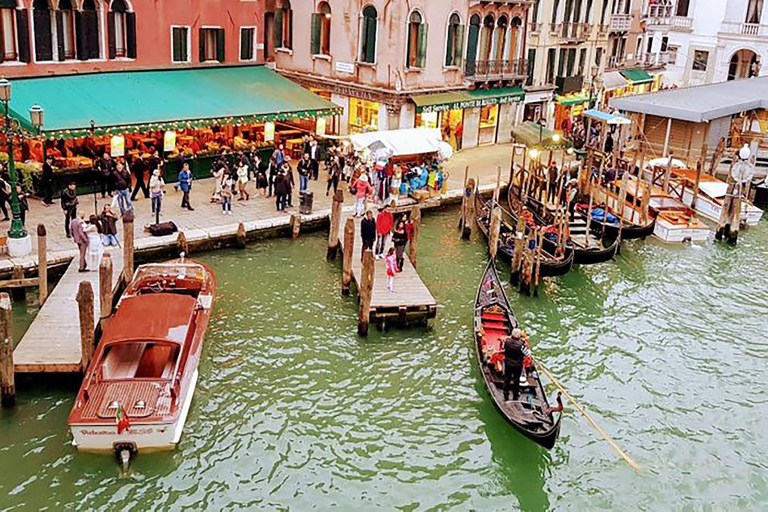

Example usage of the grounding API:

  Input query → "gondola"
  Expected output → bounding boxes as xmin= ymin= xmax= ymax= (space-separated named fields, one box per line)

xmin=574 ymin=202 xmax=657 ymax=240
xmin=474 ymin=260 xmax=561 ymax=449
xmin=508 ymin=184 xmax=619 ymax=265
xmin=474 ymin=192 xmax=574 ymax=277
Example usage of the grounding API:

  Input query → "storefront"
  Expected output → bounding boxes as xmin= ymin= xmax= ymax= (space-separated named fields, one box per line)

xmin=554 ymin=92 xmax=593 ymax=134
xmin=522 ymin=90 xmax=554 ymax=124
xmin=411 ymin=87 xmax=526 ymax=151
xmin=349 ymin=98 xmax=381 ymax=134
xmin=5 ymin=66 xmax=341 ymax=195
xmin=601 ymin=69 xmax=661 ymax=107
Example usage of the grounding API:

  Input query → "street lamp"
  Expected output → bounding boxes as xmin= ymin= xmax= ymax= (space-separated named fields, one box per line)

xmin=0 ymin=78 xmax=44 ymax=257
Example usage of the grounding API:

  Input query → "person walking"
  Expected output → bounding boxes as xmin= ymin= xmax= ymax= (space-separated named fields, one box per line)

xmin=85 ymin=214 xmax=104 ymax=271
xmin=282 ymin=162 xmax=295 ymax=208
xmin=130 ymin=155 xmax=150 ymax=201
xmin=96 ymin=153 xmax=115 ymax=198
xmin=266 ymin=155 xmax=278 ymax=197
xmin=255 ymin=161 xmax=268 ymax=197
xmin=360 ymin=210 xmax=376 ymax=260
xmin=41 ymin=155 xmax=55 ymax=206
xmin=326 ymin=154 xmax=341 ymax=196
xmin=16 ymin=185 xmax=28 ymax=226
xmin=100 ymin=204 xmax=119 ymax=247
xmin=236 ymin=156 xmax=250 ymax=201
xmin=178 ymin=162 xmax=194 ymax=211
xmin=149 ymin=169 xmax=165 ymax=224
xmin=309 ymin=138 xmax=320 ymax=180
xmin=70 ymin=212 xmax=89 ymax=272
xmin=0 ymin=174 xmax=10 ymax=221
xmin=113 ymin=162 xmax=133 ymax=214
xmin=297 ymin=153 xmax=312 ymax=193
xmin=274 ymin=143 xmax=286 ymax=168
xmin=221 ymin=175 xmax=234 ymax=215
xmin=385 ymin=247 xmax=397 ymax=293
xmin=274 ymin=170 xmax=289 ymax=212
xmin=61 ymin=181 xmax=78 ymax=238
xmin=455 ymin=121 xmax=464 ymax=151
xmin=211 ymin=162 xmax=225 ymax=203
xmin=375 ymin=204 xmax=393 ymax=259
xmin=350 ymin=173 xmax=373 ymax=217
xmin=392 ymin=219 xmax=408 ymax=272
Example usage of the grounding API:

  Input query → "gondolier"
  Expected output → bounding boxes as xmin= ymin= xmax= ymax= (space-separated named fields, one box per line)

xmin=503 ymin=328 xmax=530 ymax=402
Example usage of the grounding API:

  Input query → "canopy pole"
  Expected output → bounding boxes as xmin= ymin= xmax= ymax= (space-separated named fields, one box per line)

xmin=662 ymin=117 xmax=672 ymax=157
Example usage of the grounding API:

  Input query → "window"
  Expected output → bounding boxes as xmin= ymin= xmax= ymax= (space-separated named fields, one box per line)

xmin=585 ymin=0 xmax=593 ymax=22
xmin=359 ymin=5 xmax=377 ymax=63
xmin=594 ymin=46 xmax=603 ymax=68
xmin=660 ymin=36 xmax=668 ymax=52
xmin=465 ymin=14 xmax=480 ymax=74
xmin=578 ymin=48 xmax=587 ymax=75
xmin=0 ymin=5 xmax=18 ymax=61
xmin=311 ymin=2 xmax=331 ymax=56
xmin=349 ymin=98 xmax=379 ymax=133
xmin=171 ymin=26 xmax=189 ymax=63
xmin=692 ymin=50 xmax=708 ymax=72
xmin=532 ymin=0 xmax=540 ymax=22
xmin=526 ymin=48 xmax=535 ymax=86
xmin=551 ymin=0 xmax=560 ymax=25
xmin=546 ymin=48 xmax=556 ymax=83
xmin=81 ymin=0 xmax=100 ymax=60
xmin=108 ymin=0 xmax=136 ymax=59
xmin=676 ymin=0 xmax=690 ymax=17
xmin=274 ymin=0 xmax=292 ymax=50
xmin=33 ymin=0 xmax=53 ymax=61
xmin=557 ymin=48 xmax=566 ymax=76
xmin=445 ymin=13 xmax=463 ymax=67
xmin=240 ymin=27 xmax=255 ymax=61
xmin=59 ymin=0 xmax=75 ymax=59
xmin=746 ymin=0 xmax=763 ymax=23
xmin=199 ymin=27 xmax=224 ymax=62
xmin=406 ymin=10 xmax=427 ymax=69
xmin=646 ymin=36 xmax=653 ymax=53
xmin=600 ymin=0 xmax=609 ymax=25
xmin=494 ymin=17 xmax=507 ymax=62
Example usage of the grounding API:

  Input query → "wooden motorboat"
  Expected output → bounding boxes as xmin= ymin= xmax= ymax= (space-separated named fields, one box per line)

xmin=68 ymin=260 xmax=216 ymax=458
xmin=474 ymin=260 xmax=561 ymax=449
xmin=475 ymin=192 xmax=574 ymax=278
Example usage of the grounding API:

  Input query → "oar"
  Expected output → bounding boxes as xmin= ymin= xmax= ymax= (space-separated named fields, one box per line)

xmin=535 ymin=358 xmax=641 ymax=472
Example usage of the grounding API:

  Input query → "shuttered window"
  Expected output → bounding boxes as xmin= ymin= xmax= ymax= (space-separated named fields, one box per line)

xmin=526 ymin=48 xmax=535 ymax=86
xmin=406 ymin=10 xmax=427 ymax=69
xmin=82 ymin=0 xmax=100 ymax=60
xmin=33 ymin=0 xmax=53 ymax=62
xmin=0 ymin=7 xmax=17 ymax=61
xmin=274 ymin=1 xmax=292 ymax=50
xmin=358 ymin=5 xmax=377 ymax=64
xmin=172 ymin=26 xmax=189 ymax=63
xmin=444 ymin=13 xmax=463 ymax=68
xmin=200 ymin=27 xmax=224 ymax=62
xmin=108 ymin=0 xmax=135 ymax=59
xmin=240 ymin=27 xmax=255 ymax=61
xmin=59 ymin=0 xmax=75 ymax=59
xmin=310 ymin=2 xmax=331 ymax=56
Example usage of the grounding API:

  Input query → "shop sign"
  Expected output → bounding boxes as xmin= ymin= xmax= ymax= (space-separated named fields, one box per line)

xmin=420 ymin=95 xmax=524 ymax=114
xmin=316 ymin=117 xmax=327 ymax=136
xmin=110 ymin=135 xmax=125 ymax=157
xmin=335 ymin=61 xmax=355 ymax=74
xmin=163 ymin=131 xmax=176 ymax=152
xmin=264 ymin=122 xmax=276 ymax=142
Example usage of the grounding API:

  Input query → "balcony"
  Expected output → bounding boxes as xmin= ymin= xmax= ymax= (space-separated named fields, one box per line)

xmin=644 ymin=7 xmax=693 ymax=32
xmin=606 ymin=52 xmax=672 ymax=70
xmin=550 ymin=22 xmax=591 ymax=41
xmin=720 ymin=21 xmax=768 ymax=37
xmin=556 ymin=75 xmax=584 ymax=94
xmin=465 ymin=59 xmax=528 ymax=80
xmin=529 ymin=22 xmax=541 ymax=34
xmin=609 ymin=14 xmax=632 ymax=32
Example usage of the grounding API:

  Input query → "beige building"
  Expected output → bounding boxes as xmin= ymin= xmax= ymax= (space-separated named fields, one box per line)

xmin=268 ymin=0 xmax=531 ymax=149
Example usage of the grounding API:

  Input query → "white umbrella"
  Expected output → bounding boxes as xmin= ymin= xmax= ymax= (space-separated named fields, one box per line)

xmin=645 ymin=157 xmax=686 ymax=169
xmin=438 ymin=141 xmax=454 ymax=160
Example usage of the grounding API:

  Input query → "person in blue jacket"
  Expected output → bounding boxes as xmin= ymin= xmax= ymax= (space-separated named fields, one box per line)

xmin=179 ymin=163 xmax=194 ymax=211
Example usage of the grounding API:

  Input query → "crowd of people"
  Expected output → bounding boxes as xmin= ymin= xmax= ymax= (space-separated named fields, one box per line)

xmin=358 ymin=204 xmax=416 ymax=293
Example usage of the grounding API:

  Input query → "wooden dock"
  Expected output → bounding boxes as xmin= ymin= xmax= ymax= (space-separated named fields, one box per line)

xmin=13 ymin=248 xmax=124 ymax=373
xmin=338 ymin=212 xmax=437 ymax=326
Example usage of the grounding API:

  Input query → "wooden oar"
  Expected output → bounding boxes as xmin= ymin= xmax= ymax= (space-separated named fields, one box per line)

xmin=534 ymin=358 xmax=641 ymax=472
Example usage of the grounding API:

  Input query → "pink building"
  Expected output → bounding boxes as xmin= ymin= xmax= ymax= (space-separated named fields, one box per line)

xmin=0 ymin=0 xmax=265 ymax=77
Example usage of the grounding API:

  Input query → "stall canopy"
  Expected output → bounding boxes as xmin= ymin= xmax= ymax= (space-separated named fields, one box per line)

xmin=619 ymin=69 xmax=654 ymax=85
xmin=602 ymin=71 xmax=629 ymax=90
xmin=511 ymin=121 xmax=572 ymax=149
xmin=412 ymin=87 xmax=525 ymax=113
xmin=350 ymin=128 xmax=443 ymax=156
xmin=5 ymin=66 xmax=342 ymax=139
xmin=583 ymin=109 xmax=631 ymax=125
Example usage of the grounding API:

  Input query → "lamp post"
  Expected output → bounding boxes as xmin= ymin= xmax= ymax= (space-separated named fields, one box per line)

xmin=0 ymin=78 xmax=44 ymax=257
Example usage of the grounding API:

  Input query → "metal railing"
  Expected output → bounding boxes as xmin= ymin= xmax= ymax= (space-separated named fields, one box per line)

xmin=550 ymin=22 xmax=591 ymax=40
xmin=609 ymin=13 xmax=632 ymax=32
xmin=465 ymin=58 xmax=528 ymax=79
xmin=644 ymin=12 xmax=693 ymax=31
xmin=607 ymin=52 xmax=672 ymax=69
xmin=721 ymin=21 xmax=768 ymax=36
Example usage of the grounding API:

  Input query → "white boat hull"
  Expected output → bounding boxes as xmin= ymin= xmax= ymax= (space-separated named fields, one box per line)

xmin=680 ymin=188 xmax=763 ymax=226
xmin=654 ymin=221 xmax=711 ymax=243
xmin=70 ymin=370 xmax=199 ymax=453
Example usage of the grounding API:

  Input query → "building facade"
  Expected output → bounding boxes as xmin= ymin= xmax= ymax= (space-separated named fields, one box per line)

xmin=644 ymin=0 xmax=768 ymax=87
xmin=0 ymin=0 xmax=265 ymax=78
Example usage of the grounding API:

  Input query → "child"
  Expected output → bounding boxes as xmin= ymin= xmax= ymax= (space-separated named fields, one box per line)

xmin=385 ymin=247 xmax=397 ymax=293
xmin=221 ymin=176 xmax=233 ymax=215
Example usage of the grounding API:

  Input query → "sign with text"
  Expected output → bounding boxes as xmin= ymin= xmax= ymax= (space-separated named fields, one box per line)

xmin=335 ymin=61 xmax=355 ymax=74
xmin=163 ymin=131 xmax=176 ymax=152
xmin=110 ymin=135 xmax=125 ymax=157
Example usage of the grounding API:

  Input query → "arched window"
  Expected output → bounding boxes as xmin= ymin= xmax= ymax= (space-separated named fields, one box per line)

xmin=445 ymin=13 xmax=463 ymax=67
xmin=81 ymin=0 xmax=100 ymax=60
xmin=274 ymin=0 xmax=292 ymax=50
xmin=311 ymin=1 xmax=331 ymax=55
xmin=33 ymin=0 xmax=53 ymax=61
xmin=58 ymin=0 xmax=75 ymax=59
xmin=358 ymin=5 xmax=377 ymax=63
xmin=465 ymin=14 xmax=480 ymax=75
xmin=108 ymin=0 xmax=136 ymax=59
xmin=509 ymin=17 xmax=522 ymax=63
xmin=406 ymin=10 xmax=427 ymax=69
xmin=481 ymin=15 xmax=494 ymax=61
xmin=0 ymin=0 xmax=22 ymax=62
xmin=494 ymin=16 xmax=507 ymax=62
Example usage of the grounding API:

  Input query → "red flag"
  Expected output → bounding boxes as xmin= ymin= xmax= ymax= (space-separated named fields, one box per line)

xmin=116 ymin=405 xmax=131 ymax=434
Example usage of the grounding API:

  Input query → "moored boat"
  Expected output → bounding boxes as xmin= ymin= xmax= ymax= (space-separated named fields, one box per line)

xmin=68 ymin=260 xmax=216 ymax=458
xmin=473 ymin=260 xmax=561 ymax=449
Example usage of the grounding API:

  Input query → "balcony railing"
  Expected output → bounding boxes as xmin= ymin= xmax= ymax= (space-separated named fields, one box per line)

xmin=721 ymin=21 xmax=768 ymax=36
xmin=529 ymin=22 xmax=541 ymax=34
xmin=606 ymin=52 xmax=672 ymax=70
xmin=465 ymin=59 xmax=528 ymax=79
xmin=644 ymin=12 xmax=693 ymax=31
xmin=550 ymin=22 xmax=591 ymax=40
xmin=609 ymin=14 xmax=632 ymax=32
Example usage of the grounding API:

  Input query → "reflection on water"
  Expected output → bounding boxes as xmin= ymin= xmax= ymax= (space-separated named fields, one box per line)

xmin=0 ymin=209 xmax=767 ymax=510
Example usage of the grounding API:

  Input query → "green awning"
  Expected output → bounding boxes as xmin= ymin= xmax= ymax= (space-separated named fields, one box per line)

xmin=5 ymin=66 xmax=342 ymax=139
xmin=413 ymin=87 xmax=525 ymax=113
xmin=619 ymin=69 xmax=654 ymax=85
xmin=556 ymin=93 xmax=592 ymax=106
xmin=511 ymin=121 xmax=572 ymax=150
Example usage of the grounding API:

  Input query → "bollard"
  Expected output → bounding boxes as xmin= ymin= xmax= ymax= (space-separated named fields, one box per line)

xmin=99 ymin=253 xmax=113 ymax=322
xmin=177 ymin=231 xmax=189 ymax=256
xmin=358 ymin=249 xmax=375 ymax=336
xmin=122 ymin=214 xmax=134 ymax=285
xmin=0 ymin=293 xmax=14 ymax=407
xmin=11 ymin=266 xmax=25 ymax=302
xmin=236 ymin=222 xmax=247 ymax=249
xmin=77 ymin=281 xmax=95 ymax=372
xmin=37 ymin=224 xmax=48 ymax=306
xmin=290 ymin=213 xmax=301 ymax=239
xmin=489 ymin=206 xmax=501 ymax=261
xmin=327 ymin=189 xmax=344 ymax=259
xmin=408 ymin=206 xmax=421 ymax=268
xmin=341 ymin=218 xmax=355 ymax=296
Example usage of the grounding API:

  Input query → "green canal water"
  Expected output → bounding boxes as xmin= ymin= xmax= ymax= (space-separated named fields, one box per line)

xmin=1 ymin=208 xmax=767 ymax=511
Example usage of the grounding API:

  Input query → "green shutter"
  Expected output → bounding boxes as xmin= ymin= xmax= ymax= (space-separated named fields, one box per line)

xmin=416 ymin=23 xmax=428 ymax=68
xmin=454 ymin=24 xmax=464 ymax=67
xmin=199 ymin=28 xmax=205 ymax=61
xmin=310 ymin=13 xmax=320 ymax=55
xmin=444 ymin=24 xmax=454 ymax=67
xmin=274 ymin=8 xmax=283 ymax=49
xmin=172 ymin=28 xmax=182 ymax=61
xmin=216 ymin=28 xmax=225 ymax=62
xmin=364 ymin=16 xmax=376 ymax=63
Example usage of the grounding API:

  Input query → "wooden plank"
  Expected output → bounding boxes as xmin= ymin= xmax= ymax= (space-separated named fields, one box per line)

xmin=13 ymin=248 xmax=124 ymax=373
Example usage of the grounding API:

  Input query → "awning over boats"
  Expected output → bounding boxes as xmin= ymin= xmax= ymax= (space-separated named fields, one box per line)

xmin=583 ymin=109 xmax=631 ymax=125
xmin=5 ymin=66 xmax=342 ymax=139
xmin=412 ymin=87 xmax=525 ymax=113
xmin=602 ymin=71 xmax=629 ymax=90
xmin=619 ymin=69 xmax=654 ymax=85
xmin=350 ymin=128 xmax=443 ymax=156
xmin=511 ymin=121 xmax=572 ymax=149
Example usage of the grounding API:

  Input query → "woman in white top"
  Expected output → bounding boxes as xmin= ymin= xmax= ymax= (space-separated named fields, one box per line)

xmin=211 ymin=163 xmax=225 ymax=203
xmin=85 ymin=214 xmax=105 ymax=271
xmin=236 ymin=156 xmax=250 ymax=201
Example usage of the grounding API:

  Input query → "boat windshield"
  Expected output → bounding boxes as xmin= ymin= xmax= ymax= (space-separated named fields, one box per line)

xmin=99 ymin=341 xmax=180 ymax=381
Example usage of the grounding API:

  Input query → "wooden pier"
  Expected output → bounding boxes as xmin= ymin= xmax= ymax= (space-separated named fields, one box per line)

xmin=338 ymin=210 xmax=437 ymax=327
xmin=12 ymin=249 xmax=124 ymax=373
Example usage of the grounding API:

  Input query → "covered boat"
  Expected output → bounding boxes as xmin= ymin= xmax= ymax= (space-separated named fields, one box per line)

xmin=68 ymin=260 xmax=216 ymax=458
xmin=474 ymin=260 xmax=561 ymax=449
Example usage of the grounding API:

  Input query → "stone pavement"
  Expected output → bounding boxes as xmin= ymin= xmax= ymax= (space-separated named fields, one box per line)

xmin=0 ymin=143 xmax=515 ymax=271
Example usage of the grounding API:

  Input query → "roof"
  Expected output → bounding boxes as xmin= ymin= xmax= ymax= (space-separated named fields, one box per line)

xmin=103 ymin=294 xmax=197 ymax=344
xmin=583 ymin=109 xmax=631 ymax=125
xmin=350 ymin=128 xmax=443 ymax=156
xmin=511 ymin=121 xmax=571 ymax=149
xmin=412 ymin=87 xmax=525 ymax=113
xmin=620 ymin=69 xmax=654 ymax=84
xmin=603 ymin=71 xmax=629 ymax=90
xmin=609 ymin=76 xmax=768 ymax=123
xmin=6 ymin=66 xmax=342 ymax=139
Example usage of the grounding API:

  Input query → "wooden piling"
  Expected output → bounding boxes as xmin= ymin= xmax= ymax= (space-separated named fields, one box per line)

xmin=290 ymin=213 xmax=302 ymax=239
xmin=358 ymin=249 xmax=375 ymax=336
xmin=716 ymin=179 xmax=741 ymax=245
xmin=99 ymin=253 xmax=113 ymax=322
xmin=11 ymin=266 xmax=25 ymax=302
xmin=408 ymin=206 xmax=421 ymax=268
xmin=511 ymin=214 xmax=526 ymax=285
xmin=341 ymin=218 xmax=355 ymax=296
xmin=37 ymin=224 xmax=48 ymax=306
xmin=327 ymin=189 xmax=344 ymax=259
xmin=489 ymin=205 xmax=502 ymax=261
xmin=691 ymin=159 xmax=703 ymax=211
xmin=76 ymin=281 xmax=95 ymax=372
xmin=0 ymin=293 xmax=14 ymax=407
xmin=533 ymin=229 xmax=543 ymax=297
xmin=662 ymin=151 xmax=674 ymax=192
xmin=461 ymin=177 xmax=476 ymax=240
xmin=584 ymin=178 xmax=595 ymax=248
xmin=177 ymin=231 xmax=188 ymax=257
xmin=123 ymin=214 xmax=134 ymax=284
xmin=236 ymin=222 xmax=247 ymax=249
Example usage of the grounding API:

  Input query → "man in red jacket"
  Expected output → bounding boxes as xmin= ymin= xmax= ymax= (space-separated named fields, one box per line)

xmin=375 ymin=204 xmax=394 ymax=259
